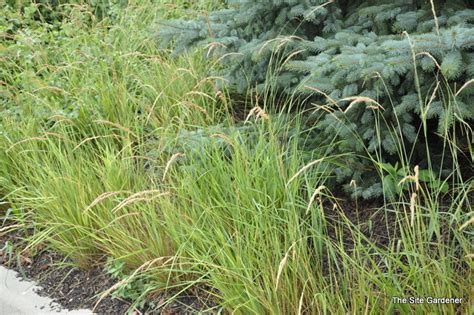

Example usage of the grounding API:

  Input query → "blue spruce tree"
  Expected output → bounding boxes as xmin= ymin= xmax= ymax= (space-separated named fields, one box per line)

xmin=158 ymin=0 xmax=474 ymax=198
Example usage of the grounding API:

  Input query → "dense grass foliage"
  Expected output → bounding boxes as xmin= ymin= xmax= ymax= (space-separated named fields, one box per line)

xmin=159 ymin=0 xmax=474 ymax=198
xmin=0 ymin=1 xmax=473 ymax=314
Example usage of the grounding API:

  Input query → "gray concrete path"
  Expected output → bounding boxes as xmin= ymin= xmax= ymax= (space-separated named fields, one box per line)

xmin=0 ymin=265 xmax=92 ymax=315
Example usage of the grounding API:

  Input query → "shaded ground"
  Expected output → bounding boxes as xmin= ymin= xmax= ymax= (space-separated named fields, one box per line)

xmin=0 ymin=198 xmax=398 ymax=314
xmin=0 ymin=265 xmax=92 ymax=314
xmin=1 ymin=192 xmax=469 ymax=314
xmin=326 ymin=196 xmax=399 ymax=248
xmin=0 ymin=224 xmax=218 ymax=314
xmin=0 ymin=227 xmax=132 ymax=314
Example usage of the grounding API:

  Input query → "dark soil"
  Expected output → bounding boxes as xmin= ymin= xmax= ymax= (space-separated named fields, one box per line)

xmin=1 ymin=191 xmax=469 ymax=314
xmin=324 ymin=196 xmax=399 ymax=250
xmin=0 ymin=223 xmax=218 ymax=314
xmin=0 ymin=226 xmax=133 ymax=314
xmin=0 ymin=198 xmax=402 ymax=314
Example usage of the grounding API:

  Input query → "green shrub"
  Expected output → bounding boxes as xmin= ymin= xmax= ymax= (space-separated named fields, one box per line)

xmin=5 ymin=0 xmax=129 ymax=20
xmin=1 ymin=1 xmax=472 ymax=313
xmin=158 ymin=0 xmax=474 ymax=198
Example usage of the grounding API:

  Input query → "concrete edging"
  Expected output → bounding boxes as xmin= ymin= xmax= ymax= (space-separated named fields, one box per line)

xmin=0 ymin=265 xmax=92 ymax=315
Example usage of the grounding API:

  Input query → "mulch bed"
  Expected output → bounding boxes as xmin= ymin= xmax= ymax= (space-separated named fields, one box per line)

xmin=0 ymin=226 xmax=134 ymax=314
xmin=324 ymin=196 xmax=399 ymax=249
xmin=0 ymin=222 xmax=218 ymax=314
xmin=1 ymin=192 xmax=469 ymax=314
xmin=0 ymin=198 xmax=399 ymax=314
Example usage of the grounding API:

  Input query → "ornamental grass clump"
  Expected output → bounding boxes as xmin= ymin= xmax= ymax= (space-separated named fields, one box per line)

xmin=158 ymin=0 xmax=474 ymax=197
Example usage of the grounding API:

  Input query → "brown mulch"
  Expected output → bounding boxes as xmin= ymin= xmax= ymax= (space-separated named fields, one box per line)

xmin=0 ymin=197 xmax=399 ymax=314
xmin=1 ymin=191 xmax=469 ymax=314
xmin=0 ymin=221 xmax=219 ymax=314
xmin=0 ymin=226 xmax=134 ymax=314
xmin=324 ymin=196 xmax=399 ymax=249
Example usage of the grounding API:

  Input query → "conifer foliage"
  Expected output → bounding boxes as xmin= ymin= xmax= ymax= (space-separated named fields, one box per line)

xmin=158 ymin=0 xmax=474 ymax=198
